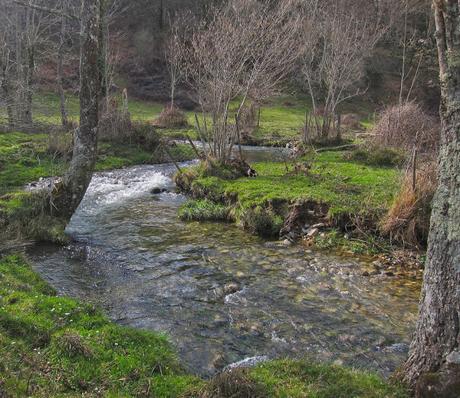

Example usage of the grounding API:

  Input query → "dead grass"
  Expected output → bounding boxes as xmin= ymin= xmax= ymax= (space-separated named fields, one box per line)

xmin=193 ymin=369 xmax=267 ymax=398
xmin=99 ymin=96 xmax=133 ymax=141
xmin=48 ymin=128 xmax=74 ymax=158
xmin=58 ymin=331 xmax=93 ymax=359
xmin=380 ymin=161 xmax=437 ymax=247
xmin=153 ymin=105 xmax=188 ymax=128
xmin=372 ymin=102 xmax=439 ymax=155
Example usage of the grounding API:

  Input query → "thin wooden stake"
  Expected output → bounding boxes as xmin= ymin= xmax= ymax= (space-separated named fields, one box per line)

xmin=412 ymin=147 xmax=418 ymax=192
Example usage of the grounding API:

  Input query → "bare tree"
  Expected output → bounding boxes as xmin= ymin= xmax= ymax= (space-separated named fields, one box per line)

xmin=164 ymin=14 xmax=186 ymax=108
xmin=402 ymin=1 xmax=460 ymax=395
xmin=183 ymin=0 xmax=302 ymax=163
xmin=0 ymin=0 xmax=54 ymax=128
xmin=299 ymin=0 xmax=390 ymax=142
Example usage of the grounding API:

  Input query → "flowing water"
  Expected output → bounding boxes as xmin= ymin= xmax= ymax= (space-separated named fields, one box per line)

xmin=28 ymin=147 xmax=421 ymax=377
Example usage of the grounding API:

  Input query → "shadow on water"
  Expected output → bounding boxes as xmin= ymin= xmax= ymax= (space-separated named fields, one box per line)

xmin=28 ymin=146 xmax=421 ymax=377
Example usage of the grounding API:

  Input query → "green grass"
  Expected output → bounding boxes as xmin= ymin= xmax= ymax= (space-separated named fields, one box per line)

xmin=0 ymin=254 xmax=200 ymax=397
xmin=187 ymin=152 xmax=399 ymax=221
xmin=249 ymin=359 xmax=407 ymax=398
xmin=176 ymin=151 xmax=401 ymax=251
xmin=178 ymin=199 xmax=230 ymax=222
xmin=0 ymin=254 xmax=409 ymax=397
xmin=251 ymin=97 xmax=307 ymax=145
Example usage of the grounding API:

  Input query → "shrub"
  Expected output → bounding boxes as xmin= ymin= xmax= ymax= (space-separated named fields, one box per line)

xmin=179 ymin=199 xmax=230 ymax=222
xmin=380 ymin=162 xmax=437 ymax=247
xmin=372 ymin=102 xmax=440 ymax=155
xmin=48 ymin=129 xmax=73 ymax=158
xmin=345 ymin=146 xmax=406 ymax=167
xmin=153 ymin=105 xmax=189 ymax=128
xmin=98 ymin=96 xmax=133 ymax=142
xmin=132 ymin=123 xmax=160 ymax=151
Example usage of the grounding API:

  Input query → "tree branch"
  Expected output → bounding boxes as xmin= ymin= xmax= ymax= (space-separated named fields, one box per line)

xmin=12 ymin=0 xmax=78 ymax=21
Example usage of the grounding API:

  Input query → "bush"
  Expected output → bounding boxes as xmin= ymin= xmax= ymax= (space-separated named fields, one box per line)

xmin=153 ymin=105 xmax=189 ymax=128
xmin=345 ymin=146 xmax=406 ymax=167
xmin=372 ymin=102 xmax=440 ymax=155
xmin=48 ymin=129 xmax=74 ymax=158
xmin=98 ymin=96 xmax=133 ymax=142
xmin=380 ymin=162 xmax=437 ymax=247
xmin=132 ymin=122 xmax=161 ymax=151
xmin=179 ymin=199 xmax=230 ymax=222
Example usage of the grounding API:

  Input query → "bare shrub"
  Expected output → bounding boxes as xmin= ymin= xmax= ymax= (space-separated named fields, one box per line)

xmin=98 ymin=93 xmax=133 ymax=142
xmin=182 ymin=0 xmax=302 ymax=163
xmin=372 ymin=102 xmax=440 ymax=154
xmin=341 ymin=114 xmax=362 ymax=130
xmin=380 ymin=161 xmax=437 ymax=247
xmin=48 ymin=128 xmax=74 ymax=158
xmin=299 ymin=0 xmax=391 ymax=142
xmin=153 ymin=105 xmax=188 ymax=128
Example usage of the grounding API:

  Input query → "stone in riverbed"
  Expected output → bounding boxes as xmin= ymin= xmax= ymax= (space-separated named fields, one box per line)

xmin=150 ymin=187 xmax=168 ymax=194
xmin=223 ymin=283 xmax=239 ymax=295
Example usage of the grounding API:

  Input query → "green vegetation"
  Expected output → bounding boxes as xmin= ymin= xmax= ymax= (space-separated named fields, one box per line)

xmin=175 ymin=151 xmax=401 ymax=252
xmin=248 ymin=360 xmax=407 ymax=398
xmin=179 ymin=152 xmax=398 ymax=221
xmin=0 ymin=254 xmax=408 ymax=397
xmin=0 ymin=254 xmax=199 ymax=397
xmin=345 ymin=146 xmax=407 ymax=168
xmin=178 ymin=199 xmax=230 ymax=222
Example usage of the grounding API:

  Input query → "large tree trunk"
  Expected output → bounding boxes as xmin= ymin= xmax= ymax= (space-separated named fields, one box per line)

xmin=403 ymin=1 xmax=460 ymax=396
xmin=53 ymin=0 xmax=101 ymax=219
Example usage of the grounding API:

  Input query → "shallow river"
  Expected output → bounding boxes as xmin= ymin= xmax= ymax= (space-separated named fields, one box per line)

xmin=29 ymin=147 xmax=421 ymax=377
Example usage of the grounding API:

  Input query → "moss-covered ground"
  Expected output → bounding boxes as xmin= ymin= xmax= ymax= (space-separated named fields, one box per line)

xmin=0 ymin=254 xmax=408 ymax=397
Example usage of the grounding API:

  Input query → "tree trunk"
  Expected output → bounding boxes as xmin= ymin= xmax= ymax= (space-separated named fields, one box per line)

xmin=23 ymin=44 xmax=34 ymax=126
xmin=57 ymin=15 xmax=69 ymax=127
xmin=0 ymin=65 xmax=15 ymax=129
xmin=403 ymin=2 xmax=460 ymax=396
xmin=53 ymin=0 xmax=101 ymax=219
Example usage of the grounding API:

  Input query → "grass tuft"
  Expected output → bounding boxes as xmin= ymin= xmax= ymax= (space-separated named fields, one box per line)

xmin=179 ymin=199 xmax=230 ymax=222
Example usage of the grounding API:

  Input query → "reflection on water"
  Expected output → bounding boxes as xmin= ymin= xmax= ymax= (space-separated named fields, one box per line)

xmin=29 ymin=148 xmax=420 ymax=377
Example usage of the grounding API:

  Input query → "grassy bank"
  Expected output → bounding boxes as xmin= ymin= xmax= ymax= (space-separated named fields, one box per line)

xmin=0 ymin=254 xmax=408 ymax=397
xmin=0 ymin=129 xmax=195 ymax=243
xmin=176 ymin=151 xmax=401 ymax=254
xmin=0 ymin=254 xmax=200 ymax=397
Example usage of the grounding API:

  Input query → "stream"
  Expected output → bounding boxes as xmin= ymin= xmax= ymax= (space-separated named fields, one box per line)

xmin=28 ymin=146 xmax=421 ymax=377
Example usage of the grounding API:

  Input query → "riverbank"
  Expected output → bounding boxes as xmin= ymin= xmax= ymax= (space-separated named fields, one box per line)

xmin=0 ymin=253 xmax=408 ymax=397
xmin=175 ymin=152 xmax=425 ymax=271
xmin=0 ymin=130 xmax=195 ymax=243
